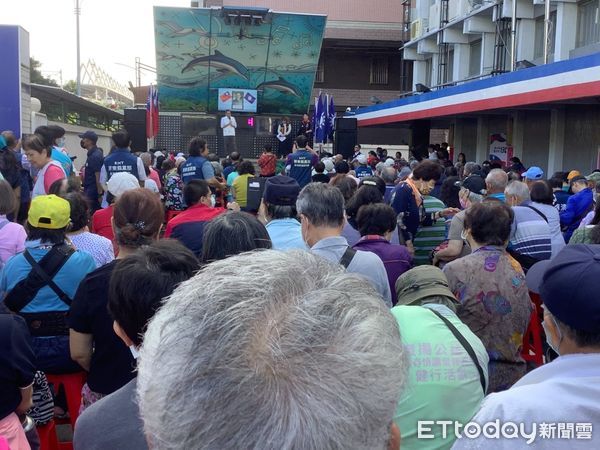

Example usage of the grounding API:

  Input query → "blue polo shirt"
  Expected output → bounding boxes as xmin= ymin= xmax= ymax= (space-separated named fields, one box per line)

xmin=265 ymin=218 xmax=307 ymax=251
xmin=0 ymin=240 xmax=96 ymax=313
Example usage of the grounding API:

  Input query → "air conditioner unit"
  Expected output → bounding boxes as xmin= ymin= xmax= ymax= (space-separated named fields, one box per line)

xmin=410 ymin=20 xmax=421 ymax=40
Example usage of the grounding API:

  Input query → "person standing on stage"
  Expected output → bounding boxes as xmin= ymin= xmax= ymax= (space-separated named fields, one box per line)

xmin=220 ymin=110 xmax=237 ymax=154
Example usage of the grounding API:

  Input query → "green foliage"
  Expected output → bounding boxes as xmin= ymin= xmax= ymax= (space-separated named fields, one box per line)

xmin=30 ymin=57 xmax=59 ymax=87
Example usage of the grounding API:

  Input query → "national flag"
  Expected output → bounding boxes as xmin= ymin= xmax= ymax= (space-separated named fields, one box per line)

xmin=146 ymin=85 xmax=159 ymax=139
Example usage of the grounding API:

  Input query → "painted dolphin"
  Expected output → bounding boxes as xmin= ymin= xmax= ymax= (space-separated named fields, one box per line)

xmin=257 ymin=77 xmax=302 ymax=97
xmin=181 ymin=50 xmax=250 ymax=80
xmin=158 ymin=21 xmax=208 ymax=38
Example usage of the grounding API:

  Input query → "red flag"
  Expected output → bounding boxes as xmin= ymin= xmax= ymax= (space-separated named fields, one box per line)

xmin=146 ymin=85 xmax=159 ymax=138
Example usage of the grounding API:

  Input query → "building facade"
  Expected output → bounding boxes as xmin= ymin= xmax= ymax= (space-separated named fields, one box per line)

xmin=352 ymin=0 xmax=600 ymax=174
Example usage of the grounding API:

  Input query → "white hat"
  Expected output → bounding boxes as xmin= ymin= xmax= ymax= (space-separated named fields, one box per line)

xmin=356 ymin=154 xmax=367 ymax=165
xmin=175 ymin=156 xmax=186 ymax=167
xmin=153 ymin=150 xmax=164 ymax=158
xmin=107 ymin=172 xmax=139 ymax=198
xmin=323 ymin=158 xmax=334 ymax=172
xmin=384 ymin=158 xmax=395 ymax=167
xmin=176 ymin=152 xmax=185 ymax=158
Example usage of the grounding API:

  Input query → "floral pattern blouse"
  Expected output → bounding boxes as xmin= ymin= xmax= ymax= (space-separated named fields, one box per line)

xmin=164 ymin=170 xmax=185 ymax=211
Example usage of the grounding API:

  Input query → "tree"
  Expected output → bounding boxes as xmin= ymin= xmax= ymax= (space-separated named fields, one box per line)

xmin=63 ymin=80 xmax=77 ymax=94
xmin=30 ymin=57 xmax=59 ymax=87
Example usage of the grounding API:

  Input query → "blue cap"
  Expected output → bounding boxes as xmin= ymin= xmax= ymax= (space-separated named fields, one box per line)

xmin=522 ymin=166 xmax=544 ymax=180
xmin=263 ymin=176 xmax=300 ymax=206
xmin=527 ymin=245 xmax=600 ymax=333
xmin=78 ymin=130 xmax=98 ymax=142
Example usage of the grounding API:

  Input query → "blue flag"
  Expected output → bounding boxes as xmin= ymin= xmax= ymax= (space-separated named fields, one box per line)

xmin=315 ymin=93 xmax=326 ymax=143
xmin=327 ymin=95 xmax=335 ymax=142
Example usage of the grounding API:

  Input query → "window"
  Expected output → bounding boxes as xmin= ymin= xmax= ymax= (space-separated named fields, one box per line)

xmin=534 ymin=11 xmax=557 ymax=59
xmin=469 ymin=39 xmax=482 ymax=76
xmin=577 ymin=0 xmax=600 ymax=47
xmin=447 ymin=49 xmax=454 ymax=83
xmin=315 ymin=58 xmax=324 ymax=83
xmin=425 ymin=57 xmax=433 ymax=87
xmin=370 ymin=57 xmax=389 ymax=85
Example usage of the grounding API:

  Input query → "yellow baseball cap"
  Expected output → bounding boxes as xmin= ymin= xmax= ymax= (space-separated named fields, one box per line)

xmin=28 ymin=195 xmax=71 ymax=229
xmin=567 ymin=170 xmax=581 ymax=181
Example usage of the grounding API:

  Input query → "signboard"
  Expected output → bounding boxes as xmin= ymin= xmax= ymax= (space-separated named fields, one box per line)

xmin=0 ymin=26 xmax=26 ymax=136
xmin=489 ymin=133 xmax=512 ymax=167
xmin=154 ymin=7 xmax=326 ymax=114
xmin=218 ymin=88 xmax=257 ymax=112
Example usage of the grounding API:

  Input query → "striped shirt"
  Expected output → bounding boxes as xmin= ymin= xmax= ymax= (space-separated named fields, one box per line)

xmin=509 ymin=205 xmax=552 ymax=260
xmin=413 ymin=196 xmax=447 ymax=266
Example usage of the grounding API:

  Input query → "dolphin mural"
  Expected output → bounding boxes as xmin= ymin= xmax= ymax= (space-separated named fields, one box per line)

xmin=181 ymin=50 xmax=250 ymax=80
xmin=257 ymin=77 xmax=302 ymax=97
xmin=158 ymin=21 xmax=209 ymax=38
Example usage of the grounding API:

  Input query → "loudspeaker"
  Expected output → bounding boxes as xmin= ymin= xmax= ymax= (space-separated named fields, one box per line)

xmin=123 ymin=108 xmax=147 ymax=152
xmin=334 ymin=131 xmax=357 ymax=159
xmin=335 ymin=117 xmax=357 ymax=131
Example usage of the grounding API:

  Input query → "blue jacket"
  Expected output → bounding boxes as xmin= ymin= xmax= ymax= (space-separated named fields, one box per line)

xmin=103 ymin=148 xmax=140 ymax=180
xmin=560 ymin=187 xmax=594 ymax=242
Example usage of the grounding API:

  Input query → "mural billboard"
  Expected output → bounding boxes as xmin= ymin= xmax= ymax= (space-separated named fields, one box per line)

xmin=154 ymin=6 xmax=326 ymax=114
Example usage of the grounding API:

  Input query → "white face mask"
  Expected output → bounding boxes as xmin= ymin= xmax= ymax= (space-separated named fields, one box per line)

xmin=56 ymin=137 xmax=66 ymax=147
xmin=210 ymin=195 xmax=216 ymax=207
xmin=542 ymin=316 xmax=563 ymax=355
xmin=129 ymin=345 xmax=140 ymax=359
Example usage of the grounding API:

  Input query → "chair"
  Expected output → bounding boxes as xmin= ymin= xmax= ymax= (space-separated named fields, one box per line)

xmin=37 ymin=420 xmax=60 ymax=450
xmin=45 ymin=372 xmax=86 ymax=429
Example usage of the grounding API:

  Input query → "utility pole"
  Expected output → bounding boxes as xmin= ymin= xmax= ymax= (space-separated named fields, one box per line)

xmin=510 ymin=0 xmax=517 ymax=71
xmin=75 ymin=0 xmax=81 ymax=96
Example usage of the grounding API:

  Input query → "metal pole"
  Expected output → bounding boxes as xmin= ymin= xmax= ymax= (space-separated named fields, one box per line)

xmin=543 ymin=0 xmax=550 ymax=64
xmin=76 ymin=0 xmax=81 ymax=96
xmin=135 ymin=57 xmax=141 ymax=87
xmin=510 ymin=0 xmax=517 ymax=71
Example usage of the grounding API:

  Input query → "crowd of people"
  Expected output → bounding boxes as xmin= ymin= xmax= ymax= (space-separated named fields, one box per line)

xmin=0 ymin=126 xmax=599 ymax=449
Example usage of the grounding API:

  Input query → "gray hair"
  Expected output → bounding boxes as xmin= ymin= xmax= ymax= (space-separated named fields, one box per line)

xmin=375 ymin=161 xmax=385 ymax=175
xmin=505 ymin=180 xmax=530 ymax=203
xmin=409 ymin=159 xmax=419 ymax=170
xmin=381 ymin=166 xmax=398 ymax=184
xmin=463 ymin=162 xmax=480 ymax=178
xmin=485 ymin=169 xmax=508 ymax=192
xmin=137 ymin=250 xmax=408 ymax=450
xmin=296 ymin=182 xmax=345 ymax=228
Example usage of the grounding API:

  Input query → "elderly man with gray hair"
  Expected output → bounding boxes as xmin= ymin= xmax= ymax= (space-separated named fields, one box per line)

xmin=381 ymin=166 xmax=398 ymax=203
xmin=297 ymin=182 xmax=393 ymax=305
xmin=485 ymin=168 xmax=508 ymax=202
xmin=463 ymin=161 xmax=481 ymax=179
xmin=137 ymin=250 xmax=407 ymax=450
xmin=505 ymin=180 xmax=552 ymax=270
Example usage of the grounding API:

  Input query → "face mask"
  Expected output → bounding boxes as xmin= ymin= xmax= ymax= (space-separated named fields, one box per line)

xmin=460 ymin=230 xmax=468 ymax=241
xmin=542 ymin=316 xmax=563 ymax=355
xmin=210 ymin=195 xmax=216 ymax=207
xmin=459 ymin=198 xmax=468 ymax=209
xmin=56 ymin=137 xmax=66 ymax=147
xmin=80 ymin=140 xmax=86 ymax=149
xmin=129 ymin=345 xmax=140 ymax=359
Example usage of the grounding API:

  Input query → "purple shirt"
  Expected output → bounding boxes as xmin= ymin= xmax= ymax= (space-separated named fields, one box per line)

xmin=0 ymin=216 xmax=26 ymax=266
xmin=353 ymin=235 xmax=412 ymax=305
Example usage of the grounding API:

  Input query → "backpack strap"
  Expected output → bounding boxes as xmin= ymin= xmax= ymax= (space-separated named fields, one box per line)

xmin=339 ymin=246 xmax=357 ymax=269
xmin=524 ymin=205 xmax=548 ymax=223
xmin=428 ymin=308 xmax=487 ymax=394
xmin=4 ymin=244 xmax=75 ymax=312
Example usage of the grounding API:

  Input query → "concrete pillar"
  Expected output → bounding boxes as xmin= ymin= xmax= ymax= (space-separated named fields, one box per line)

xmin=452 ymin=43 xmax=470 ymax=82
xmin=555 ymin=2 xmax=578 ymax=62
xmin=548 ymin=108 xmax=566 ymax=176
xmin=481 ymin=32 xmax=496 ymax=75
xmin=452 ymin=118 xmax=463 ymax=160
xmin=517 ymin=19 xmax=536 ymax=62
xmin=413 ymin=59 xmax=428 ymax=89
xmin=512 ymin=110 xmax=526 ymax=160
xmin=476 ymin=116 xmax=489 ymax=163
